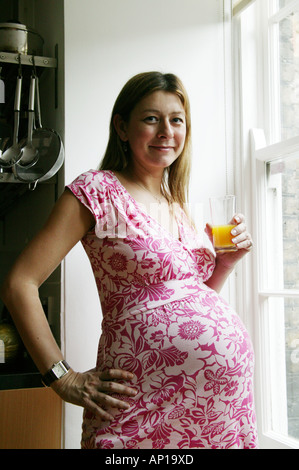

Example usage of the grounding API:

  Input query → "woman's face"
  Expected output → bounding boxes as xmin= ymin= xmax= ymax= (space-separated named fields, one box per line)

xmin=116 ymin=90 xmax=187 ymax=173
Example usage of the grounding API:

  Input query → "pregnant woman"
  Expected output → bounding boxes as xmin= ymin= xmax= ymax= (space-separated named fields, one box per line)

xmin=1 ymin=72 xmax=257 ymax=449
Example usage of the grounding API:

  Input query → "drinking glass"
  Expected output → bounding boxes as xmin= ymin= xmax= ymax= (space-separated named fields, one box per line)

xmin=209 ymin=195 xmax=237 ymax=252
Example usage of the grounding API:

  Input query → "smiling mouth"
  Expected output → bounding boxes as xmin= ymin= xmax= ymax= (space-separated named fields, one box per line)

xmin=150 ymin=146 xmax=174 ymax=151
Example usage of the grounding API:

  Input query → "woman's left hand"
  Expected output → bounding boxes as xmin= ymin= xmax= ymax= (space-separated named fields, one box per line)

xmin=206 ymin=213 xmax=253 ymax=270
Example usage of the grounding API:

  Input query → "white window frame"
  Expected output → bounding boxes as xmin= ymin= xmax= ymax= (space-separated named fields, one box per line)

xmin=251 ymin=130 xmax=299 ymax=449
xmin=233 ymin=0 xmax=299 ymax=449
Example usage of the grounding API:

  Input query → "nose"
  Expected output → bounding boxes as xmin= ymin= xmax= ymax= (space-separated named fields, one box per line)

xmin=157 ymin=119 xmax=174 ymax=139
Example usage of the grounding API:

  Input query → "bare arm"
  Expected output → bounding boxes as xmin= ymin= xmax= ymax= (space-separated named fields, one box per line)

xmin=204 ymin=214 xmax=253 ymax=293
xmin=0 ymin=189 xmax=136 ymax=420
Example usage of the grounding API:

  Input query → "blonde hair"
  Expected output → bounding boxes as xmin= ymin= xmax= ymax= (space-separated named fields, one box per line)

xmin=99 ymin=71 xmax=192 ymax=208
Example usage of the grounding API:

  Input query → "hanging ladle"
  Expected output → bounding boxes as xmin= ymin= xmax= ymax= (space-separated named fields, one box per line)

xmin=18 ymin=74 xmax=38 ymax=168
xmin=0 ymin=74 xmax=23 ymax=168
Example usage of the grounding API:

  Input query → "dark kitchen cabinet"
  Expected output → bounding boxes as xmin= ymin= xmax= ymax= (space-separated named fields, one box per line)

xmin=0 ymin=0 xmax=64 ymax=449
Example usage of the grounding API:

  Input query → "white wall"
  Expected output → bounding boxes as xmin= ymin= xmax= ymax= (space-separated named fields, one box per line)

xmin=63 ymin=0 xmax=232 ymax=448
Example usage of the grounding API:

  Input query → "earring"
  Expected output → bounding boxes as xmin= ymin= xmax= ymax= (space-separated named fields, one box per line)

xmin=123 ymin=141 xmax=128 ymax=153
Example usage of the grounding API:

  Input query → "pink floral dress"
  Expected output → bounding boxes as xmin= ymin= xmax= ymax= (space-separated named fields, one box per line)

xmin=67 ymin=170 xmax=258 ymax=449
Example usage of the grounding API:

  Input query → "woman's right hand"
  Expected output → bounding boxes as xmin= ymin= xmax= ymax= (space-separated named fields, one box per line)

xmin=51 ymin=368 xmax=137 ymax=421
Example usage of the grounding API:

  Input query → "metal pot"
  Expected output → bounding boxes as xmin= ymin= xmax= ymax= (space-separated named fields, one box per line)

xmin=0 ymin=22 xmax=44 ymax=55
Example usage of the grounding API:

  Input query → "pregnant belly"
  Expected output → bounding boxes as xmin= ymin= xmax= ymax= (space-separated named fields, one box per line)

xmin=99 ymin=292 xmax=254 ymax=402
xmin=87 ymin=292 xmax=257 ymax=449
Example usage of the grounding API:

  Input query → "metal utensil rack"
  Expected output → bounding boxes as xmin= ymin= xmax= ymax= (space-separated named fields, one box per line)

xmin=0 ymin=50 xmax=58 ymax=183
xmin=0 ymin=51 xmax=57 ymax=68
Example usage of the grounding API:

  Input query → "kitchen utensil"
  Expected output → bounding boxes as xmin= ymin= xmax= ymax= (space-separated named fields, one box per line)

xmin=14 ymin=76 xmax=64 ymax=189
xmin=0 ymin=22 xmax=43 ymax=55
xmin=0 ymin=66 xmax=4 ymax=103
xmin=0 ymin=74 xmax=23 ymax=168
xmin=18 ymin=74 xmax=39 ymax=167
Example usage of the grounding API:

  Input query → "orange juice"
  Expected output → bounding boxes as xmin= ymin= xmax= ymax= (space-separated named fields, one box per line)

xmin=212 ymin=224 xmax=237 ymax=252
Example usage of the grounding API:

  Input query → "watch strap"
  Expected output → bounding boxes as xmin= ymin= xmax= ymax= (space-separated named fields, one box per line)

xmin=41 ymin=360 xmax=70 ymax=387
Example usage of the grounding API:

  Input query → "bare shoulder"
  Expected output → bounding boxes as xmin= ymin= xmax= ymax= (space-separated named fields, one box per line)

xmin=47 ymin=188 xmax=95 ymax=234
xmin=3 ymin=190 xmax=95 ymax=288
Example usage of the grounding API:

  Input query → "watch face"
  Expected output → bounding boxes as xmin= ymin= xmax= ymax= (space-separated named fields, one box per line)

xmin=52 ymin=362 xmax=67 ymax=379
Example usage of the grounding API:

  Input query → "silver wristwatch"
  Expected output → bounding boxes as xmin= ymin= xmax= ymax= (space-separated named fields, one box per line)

xmin=41 ymin=360 xmax=70 ymax=387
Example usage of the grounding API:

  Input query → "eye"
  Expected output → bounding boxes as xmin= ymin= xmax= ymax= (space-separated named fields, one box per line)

xmin=144 ymin=116 xmax=159 ymax=123
xmin=172 ymin=117 xmax=185 ymax=124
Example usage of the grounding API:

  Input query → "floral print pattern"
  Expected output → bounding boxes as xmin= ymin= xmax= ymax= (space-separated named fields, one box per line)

xmin=67 ymin=170 xmax=258 ymax=449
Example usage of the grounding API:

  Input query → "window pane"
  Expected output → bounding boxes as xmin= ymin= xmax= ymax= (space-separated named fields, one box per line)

xmin=278 ymin=10 xmax=299 ymax=140
xmin=285 ymin=297 xmax=299 ymax=439
xmin=265 ymin=296 xmax=299 ymax=440
xmin=279 ymin=0 xmax=296 ymax=8
xmin=266 ymin=154 xmax=299 ymax=289
xmin=271 ymin=0 xmax=295 ymax=14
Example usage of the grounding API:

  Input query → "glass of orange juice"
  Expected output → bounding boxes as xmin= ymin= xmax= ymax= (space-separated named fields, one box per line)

xmin=209 ymin=195 xmax=237 ymax=252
